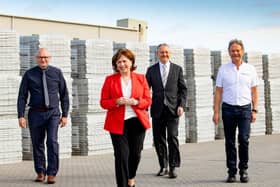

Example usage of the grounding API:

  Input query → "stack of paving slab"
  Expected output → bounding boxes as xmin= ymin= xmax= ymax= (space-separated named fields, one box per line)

xmin=113 ymin=42 xmax=150 ymax=74
xmin=245 ymin=52 xmax=264 ymax=79
xmin=169 ymin=45 xmax=185 ymax=75
xmin=210 ymin=51 xmax=222 ymax=84
xmin=149 ymin=45 xmax=185 ymax=73
xmin=20 ymin=35 xmax=39 ymax=75
xmin=0 ymin=31 xmax=22 ymax=164
xmin=149 ymin=45 xmax=187 ymax=144
xmin=19 ymin=35 xmax=72 ymax=159
xmin=262 ymin=55 xmax=272 ymax=134
xmin=148 ymin=44 xmax=158 ymax=110
xmin=149 ymin=45 xmax=158 ymax=66
xmin=210 ymin=51 xmax=224 ymax=139
xmin=246 ymin=52 xmax=266 ymax=136
xmin=71 ymin=39 xmax=113 ymax=155
xmin=221 ymin=50 xmax=231 ymax=65
xmin=0 ymin=118 xmax=22 ymax=164
xmin=184 ymin=48 xmax=214 ymax=143
xmin=19 ymin=35 xmax=38 ymax=160
xmin=168 ymin=45 xmax=186 ymax=143
xmin=268 ymin=53 xmax=280 ymax=133
xmin=114 ymin=42 xmax=156 ymax=146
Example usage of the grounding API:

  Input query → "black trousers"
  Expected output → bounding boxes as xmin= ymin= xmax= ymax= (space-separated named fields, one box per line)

xmin=222 ymin=103 xmax=251 ymax=175
xmin=110 ymin=117 xmax=146 ymax=187
xmin=28 ymin=108 xmax=60 ymax=176
xmin=152 ymin=106 xmax=180 ymax=169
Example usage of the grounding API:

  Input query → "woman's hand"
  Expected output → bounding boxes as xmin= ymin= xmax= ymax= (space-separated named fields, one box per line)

xmin=116 ymin=97 xmax=139 ymax=106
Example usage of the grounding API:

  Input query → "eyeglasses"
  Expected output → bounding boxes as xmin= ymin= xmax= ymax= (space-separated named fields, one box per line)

xmin=37 ymin=56 xmax=50 ymax=59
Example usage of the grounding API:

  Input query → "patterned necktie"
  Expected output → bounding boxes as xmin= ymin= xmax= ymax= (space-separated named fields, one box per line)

xmin=162 ymin=64 xmax=167 ymax=87
xmin=42 ymin=70 xmax=50 ymax=108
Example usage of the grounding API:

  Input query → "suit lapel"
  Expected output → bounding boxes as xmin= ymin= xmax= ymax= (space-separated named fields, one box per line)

xmin=165 ymin=62 xmax=173 ymax=86
xmin=155 ymin=62 xmax=164 ymax=88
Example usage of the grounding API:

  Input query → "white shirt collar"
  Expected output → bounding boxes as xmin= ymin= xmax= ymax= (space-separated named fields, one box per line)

xmin=159 ymin=60 xmax=170 ymax=68
xmin=230 ymin=61 xmax=245 ymax=69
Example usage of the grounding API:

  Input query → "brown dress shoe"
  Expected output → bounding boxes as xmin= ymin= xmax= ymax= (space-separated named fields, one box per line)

xmin=35 ymin=173 xmax=45 ymax=182
xmin=47 ymin=175 xmax=56 ymax=184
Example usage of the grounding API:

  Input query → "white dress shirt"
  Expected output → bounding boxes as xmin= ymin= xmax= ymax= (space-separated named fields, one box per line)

xmin=216 ymin=62 xmax=258 ymax=106
xmin=121 ymin=78 xmax=137 ymax=120
xmin=159 ymin=60 xmax=170 ymax=79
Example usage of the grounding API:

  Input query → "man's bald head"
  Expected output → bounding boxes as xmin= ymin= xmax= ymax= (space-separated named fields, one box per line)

xmin=36 ymin=48 xmax=51 ymax=69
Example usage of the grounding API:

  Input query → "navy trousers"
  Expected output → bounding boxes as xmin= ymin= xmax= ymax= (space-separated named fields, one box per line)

xmin=222 ymin=102 xmax=251 ymax=175
xmin=28 ymin=108 xmax=60 ymax=176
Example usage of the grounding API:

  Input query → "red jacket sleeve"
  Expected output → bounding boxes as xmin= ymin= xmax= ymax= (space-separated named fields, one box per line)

xmin=100 ymin=76 xmax=119 ymax=110
xmin=133 ymin=74 xmax=151 ymax=110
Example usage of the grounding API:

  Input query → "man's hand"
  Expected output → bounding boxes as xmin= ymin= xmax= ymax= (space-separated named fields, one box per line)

xmin=177 ymin=106 xmax=184 ymax=117
xmin=251 ymin=112 xmax=257 ymax=123
xmin=212 ymin=112 xmax=220 ymax=125
xmin=60 ymin=117 xmax=67 ymax=128
xmin=18 ymin=117 xmax=27 ymax=128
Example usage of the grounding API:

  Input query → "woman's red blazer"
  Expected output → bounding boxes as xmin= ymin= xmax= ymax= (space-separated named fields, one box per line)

xmin=100 ymin=72 xmax=152 ymax=135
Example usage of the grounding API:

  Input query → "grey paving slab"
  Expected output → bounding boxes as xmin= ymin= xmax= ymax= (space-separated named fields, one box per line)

xmin=0 ymin=134 xmax=279 ymax=187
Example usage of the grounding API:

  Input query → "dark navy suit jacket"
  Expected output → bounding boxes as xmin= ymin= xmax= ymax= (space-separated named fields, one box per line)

xmin=146 ymin=62 xmax=187 ymax=118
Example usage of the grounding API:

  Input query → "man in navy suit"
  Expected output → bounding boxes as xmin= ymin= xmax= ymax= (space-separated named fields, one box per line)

xmin=17 ymin=48 xmax=69 ymax=184
xmin=146 ymin=43 xmax=187 ymax=178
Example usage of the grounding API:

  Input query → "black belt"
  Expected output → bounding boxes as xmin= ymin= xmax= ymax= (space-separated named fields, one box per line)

xmin=222 ymin=102 xmax=251 ymax=108
xmin=30 ymin=107 xmax=52 ymax=112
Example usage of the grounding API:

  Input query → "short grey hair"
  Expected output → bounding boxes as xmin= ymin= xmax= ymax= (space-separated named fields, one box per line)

xmin=228 ymin=39 xmax=244 ymax=51
xmin=157 ymin=43 xmax=169 ymax=52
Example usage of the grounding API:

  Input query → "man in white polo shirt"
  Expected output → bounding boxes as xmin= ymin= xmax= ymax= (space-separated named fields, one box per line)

xmin=213 ymin=39 xmax=258 ymax=183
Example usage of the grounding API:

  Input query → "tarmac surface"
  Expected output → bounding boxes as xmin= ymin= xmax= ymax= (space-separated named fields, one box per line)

xmin=0 ymin=134 xmax=279 ymax=187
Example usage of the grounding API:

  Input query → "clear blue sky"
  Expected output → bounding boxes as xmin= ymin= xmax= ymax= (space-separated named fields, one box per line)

xmin=1 ymin=0 xmax=280 ymax=53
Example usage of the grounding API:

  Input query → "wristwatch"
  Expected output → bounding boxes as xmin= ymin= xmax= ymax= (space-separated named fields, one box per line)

xmin=252 ymin=109 xmax=258 ymax=113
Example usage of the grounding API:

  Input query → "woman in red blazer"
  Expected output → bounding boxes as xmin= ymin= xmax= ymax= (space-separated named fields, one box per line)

xmin=100 ymin=48 xmax=151 ymax=187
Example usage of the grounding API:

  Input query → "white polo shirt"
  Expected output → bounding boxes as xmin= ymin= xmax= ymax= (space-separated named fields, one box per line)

xmin=216 ymin=62 xmax=258 ymax=106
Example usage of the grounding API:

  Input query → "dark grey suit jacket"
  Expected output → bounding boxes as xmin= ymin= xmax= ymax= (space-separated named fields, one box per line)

xmin=146 ymin=62 xmax=187 ymax=119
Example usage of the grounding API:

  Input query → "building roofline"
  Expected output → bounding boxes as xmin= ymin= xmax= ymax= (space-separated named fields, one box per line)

xmin=117 ymin=17 xmax=147 ymax=23
xmin=0 ymin=13 xmax=137 ymax=31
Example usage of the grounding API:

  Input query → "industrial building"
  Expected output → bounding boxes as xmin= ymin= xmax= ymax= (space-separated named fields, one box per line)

xmin=0 ymin=13 xmax=148 ymax=42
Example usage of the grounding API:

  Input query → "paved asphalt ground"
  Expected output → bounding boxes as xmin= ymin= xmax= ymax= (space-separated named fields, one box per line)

xmin=0 ymin=134 xmax=279 ymax=187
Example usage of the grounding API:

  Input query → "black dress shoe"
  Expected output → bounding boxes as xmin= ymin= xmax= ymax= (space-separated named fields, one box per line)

xmin=226 ymin=175 xmax=236 ymax=183
xmin=169 ymin=168 xmax=177 ymax=178
xmin=240 ymin=171 xmax=249 ymax=183
xmin=156 ymin=168 xmax=168 ymax=176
